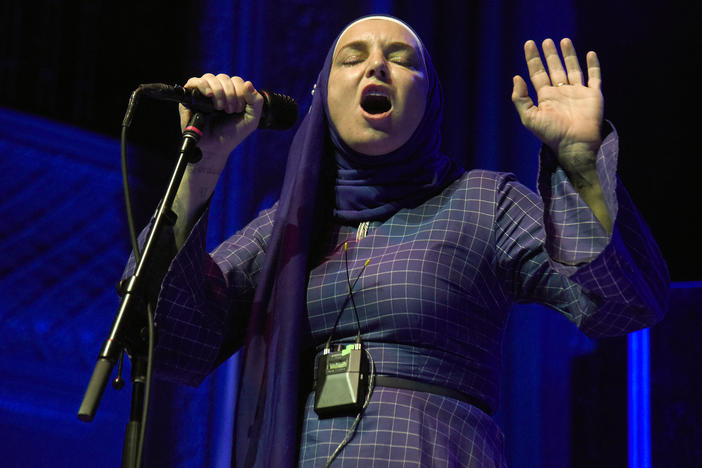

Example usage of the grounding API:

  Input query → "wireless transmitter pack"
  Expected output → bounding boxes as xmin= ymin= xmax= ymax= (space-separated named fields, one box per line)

xmin=314 ymin=343 xmax=369 ymax=419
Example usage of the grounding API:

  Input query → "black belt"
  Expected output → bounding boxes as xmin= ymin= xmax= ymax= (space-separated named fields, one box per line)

xmin=373 ymin=376 xmax=493 ymax=415
xmin=309 ymin=374 xmax=492 ymax=416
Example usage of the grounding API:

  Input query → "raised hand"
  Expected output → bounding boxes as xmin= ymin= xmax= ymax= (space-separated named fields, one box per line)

xmin=512 ymin=38 xmax=611 ymax=232
xmin=512 ymin=38 xmax=603 ymax=174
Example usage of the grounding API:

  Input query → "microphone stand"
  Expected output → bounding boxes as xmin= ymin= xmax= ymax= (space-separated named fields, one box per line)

xmin=77 ymin=112 xmax=206 ymax=468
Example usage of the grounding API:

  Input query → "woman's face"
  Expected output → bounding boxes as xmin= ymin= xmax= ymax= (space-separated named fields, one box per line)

xmin=327 ymin=18 xmax=428 ymax=156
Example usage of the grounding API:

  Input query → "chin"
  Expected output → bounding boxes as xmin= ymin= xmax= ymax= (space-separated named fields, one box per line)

xmin=346 ymin=130 xmax=405 ymax=156
xmin=350 ymin=140 xmax=399 ymax=156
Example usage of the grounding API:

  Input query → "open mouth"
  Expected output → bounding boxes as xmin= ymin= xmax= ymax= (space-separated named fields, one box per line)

xmin=361 ymin=93 xmax=392 ymax=115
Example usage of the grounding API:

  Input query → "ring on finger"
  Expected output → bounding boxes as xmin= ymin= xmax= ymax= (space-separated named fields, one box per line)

xmin=556 ymin=82 xmax=567 ymax=87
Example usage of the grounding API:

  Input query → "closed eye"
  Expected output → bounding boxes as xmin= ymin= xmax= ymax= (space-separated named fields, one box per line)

xmin=387 ymin=43 xmax=420 ymax=69
xmin=341 ymin=57 xmax=364 ymax=66
xmin=390 ymin=58 xmax=417 ymax=69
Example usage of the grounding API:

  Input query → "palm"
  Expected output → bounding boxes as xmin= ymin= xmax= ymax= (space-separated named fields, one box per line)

xmin=512 ymin=38 xmax=604 ymax=161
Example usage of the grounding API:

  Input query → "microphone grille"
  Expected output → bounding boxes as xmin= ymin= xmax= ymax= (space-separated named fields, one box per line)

xmin=259 ymin=90 xmax=298 ymax=130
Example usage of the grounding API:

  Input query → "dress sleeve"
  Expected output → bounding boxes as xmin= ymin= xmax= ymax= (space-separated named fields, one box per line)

xmin=123 ymin=203 xmax=277 ymax=386
xmin=495 ymin=124 xmax=669 ymax=337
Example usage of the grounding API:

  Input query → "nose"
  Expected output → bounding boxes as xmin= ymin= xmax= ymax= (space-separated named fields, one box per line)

xmin=366 ymin=50 xmax=389 ymax=80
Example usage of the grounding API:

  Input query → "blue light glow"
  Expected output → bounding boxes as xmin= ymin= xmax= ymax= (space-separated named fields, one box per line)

xmin=628 ymin=328 xmax=651 ymax=468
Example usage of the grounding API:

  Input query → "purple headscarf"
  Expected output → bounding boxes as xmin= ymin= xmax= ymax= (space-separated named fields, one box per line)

xmin=329 ymin=17 xmax=463 ymax=222
xmin=233 ymin=15 xmax=464 ymax=467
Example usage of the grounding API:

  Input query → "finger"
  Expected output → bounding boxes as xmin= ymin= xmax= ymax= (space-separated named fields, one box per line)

xmin=183 ymin=76 xmax=209 ymax=99
xmin=229 ymin=76 xmax=247 ymax=114
xmin=524 ymin=40 xmax=551 ymax=91
xmin=560 ymin=38 xmax=584 ymax=86
xmin=511 ymin=75 xmax=535 ymax=122
xmin=216 ymin=74 xmax=237 ymax=113
xmin=542 ymin=38 xmax=568 ymax=86
xmin=586 ymin=51 xmax=601 ymax=90
xmin=201 ymin=73 xmax=226 ymax=111
xmin=184 ymin=75 xmax=214 ymax=97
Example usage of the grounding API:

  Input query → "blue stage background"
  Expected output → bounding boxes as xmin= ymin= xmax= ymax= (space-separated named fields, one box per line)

xmin=1 ymin=1 xmax=699 ymax=467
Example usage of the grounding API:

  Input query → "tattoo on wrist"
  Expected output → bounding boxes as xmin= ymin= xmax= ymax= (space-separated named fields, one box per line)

xmin=189 ymin=165 xmax=221 ymax=176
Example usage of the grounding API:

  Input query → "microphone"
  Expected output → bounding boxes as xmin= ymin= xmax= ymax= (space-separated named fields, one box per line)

xmin=138 ymin=83 xmax=298 ymax=130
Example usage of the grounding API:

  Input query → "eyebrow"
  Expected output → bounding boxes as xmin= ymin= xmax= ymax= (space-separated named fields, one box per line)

xmin=335 ymin=40 xmax=419 ymax=59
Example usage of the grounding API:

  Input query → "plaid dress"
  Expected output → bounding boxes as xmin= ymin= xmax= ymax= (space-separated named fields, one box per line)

xmin=143 ymin=130 xmax=668 ymax=467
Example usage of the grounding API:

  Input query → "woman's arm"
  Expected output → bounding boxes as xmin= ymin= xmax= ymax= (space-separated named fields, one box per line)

xmin=172 ymin=74 xmax=263 ymax=247
xmin=494 ymin=136 xmax=669 ymax=338
xmin=512 ymin=38 xmax=611 ymax=232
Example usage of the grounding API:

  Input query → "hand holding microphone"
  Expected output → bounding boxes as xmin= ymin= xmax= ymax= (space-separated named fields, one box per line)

xmin=179 ymin=74 xmax=265 ymax=158
xmin=139 ymin=74 xmax=297 ymax=158
xmin=142 ymin=73 xmax=298 ymax=245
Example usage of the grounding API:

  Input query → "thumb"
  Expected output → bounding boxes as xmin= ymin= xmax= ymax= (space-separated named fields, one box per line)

xmin=179 ymin=103 xmax=193 ymax=132
xmin=241 ymin=81 xmax=264 ymax=126
xmin=511 ymin=75 xmax=534 ymax=122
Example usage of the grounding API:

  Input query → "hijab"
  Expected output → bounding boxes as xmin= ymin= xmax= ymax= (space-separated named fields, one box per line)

xmin=233 ymin=15 xmax=464 ymax=467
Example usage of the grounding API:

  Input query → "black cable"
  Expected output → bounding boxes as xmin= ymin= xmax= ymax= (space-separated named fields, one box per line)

xmin=121 ymin=89 xmax=143 ymax=263
xmin=119 ymin=91 xmax=153 ymax=467
xmin=324 ymin=242 xmax=369 ymax=350
xmin=344 ymin=242 xmax=365 ymax=344
xmin=324 ymin=349 xmax=375 ymax=468
xmin=121 ymin=125 xmax=140 ymax=262
xmin=135 ymin=303 xmax=154 ymax=468
xmin=323 ymin=241 xmax=373 ymax=467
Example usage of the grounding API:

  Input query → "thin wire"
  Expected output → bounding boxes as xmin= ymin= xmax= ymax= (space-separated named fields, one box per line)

xmin=344 ymin=242 xmax=365 ymax=343
xmin=120 ymin=94 xmax=152 ymax=467
xmin=325 ymin=242 xmax=369 ymax=349
xmin=121 ymin=124 xmax=141 ymax=263
xmin=323 ymin=243 xmax=373 ymax=467
xmin=324 ymin=349 xmax=375 ymax=468
xmin=135 ymin=303 xmax=154 ymax=468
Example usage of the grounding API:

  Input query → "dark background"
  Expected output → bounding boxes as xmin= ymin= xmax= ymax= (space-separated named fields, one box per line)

xmin=1 ymin=1 xmax=699 ymax=467
xmin=1 ymin=0 xmax=699 ymax=281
